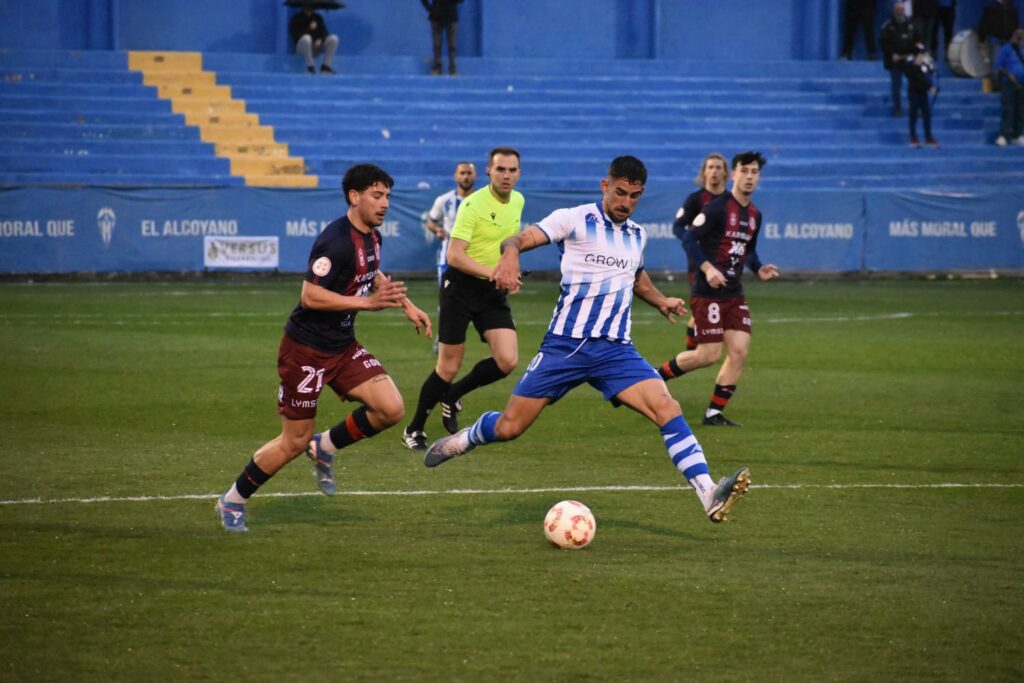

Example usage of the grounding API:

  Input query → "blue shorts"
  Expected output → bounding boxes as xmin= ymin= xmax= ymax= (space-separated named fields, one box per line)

xmin=513 ymin=333 xmax=660 ymax=404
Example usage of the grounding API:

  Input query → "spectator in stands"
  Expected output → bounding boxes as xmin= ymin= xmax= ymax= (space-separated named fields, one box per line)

xmin=994 ymin=27 xmax=1024 ymax=145
xmin=979 ymin=0 xmax=1020 ymax=47
xmin=881 ymin=3 xmax=924 ymax=116
xmin=290 ymin=3 xmax=339 ymax=75
xmin=914 ymin=0 xmax=940 ymax=55
xmin=841 ymin=0 xmax=879 ymax=60
xmin=932 ymin=0 xmax=957 ymax=59
xmin=903 ymin=49 xmax=940 ymax=146
xmin=421 ymin=0 xmax=462 ymax=75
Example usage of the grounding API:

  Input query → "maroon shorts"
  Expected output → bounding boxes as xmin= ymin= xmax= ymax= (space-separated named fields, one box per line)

xmin=276 ymin=334 xmax=388 ymax=420
xmin=690 ymin=295 xmax=752 ymax=343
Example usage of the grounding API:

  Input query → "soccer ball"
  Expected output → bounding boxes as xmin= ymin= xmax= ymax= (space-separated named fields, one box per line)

xmin=543 ymin=500 xmax=596 ymax=549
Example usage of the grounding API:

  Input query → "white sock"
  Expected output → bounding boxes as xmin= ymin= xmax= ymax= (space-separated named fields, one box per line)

xmin=689 ymin=473 xmax=717 ymax=509
xmin=318 ymin=430 xmax=338 ymax=454
xmin=223 ymin=484 xmax=246 ymax=505
xmin=704 ymin=408 xmax=721 ymax=419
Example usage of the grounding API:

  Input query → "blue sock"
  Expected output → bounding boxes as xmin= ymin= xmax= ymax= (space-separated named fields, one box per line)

xmin=468 ymin=411 xmax=501 ymax=445
xmin=660 ymin=415 xmax=710 ymax=479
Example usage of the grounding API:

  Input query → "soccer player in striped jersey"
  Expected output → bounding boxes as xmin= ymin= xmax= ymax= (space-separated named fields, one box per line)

xmin=423 ymin=156 xmax=750 ymax=523
xmin=665 ymin=152 xmax=728 ymax=358
xmin=424 ymin=161 xmax=477 ymax=288
xmin=672 ymin=151 xmax=779 ymax=427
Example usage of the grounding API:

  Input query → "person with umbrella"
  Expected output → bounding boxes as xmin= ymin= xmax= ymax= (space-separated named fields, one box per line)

xmin=287 ymin=1 xmax=341 ymax=74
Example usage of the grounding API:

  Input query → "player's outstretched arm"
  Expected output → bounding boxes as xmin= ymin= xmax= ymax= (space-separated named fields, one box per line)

xmin=757 ymin=264 xmax=780 ymax=281
xmin=495 ymin=225 xmax=549 ymax=294
xmin=633 ymin=269 xmax=686 ymax=323
xmin=300 ymin=279 xmax=406 ymax=312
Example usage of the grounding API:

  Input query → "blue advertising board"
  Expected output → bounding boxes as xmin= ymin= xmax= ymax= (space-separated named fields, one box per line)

xmin=1 ymin=186 xmax=1022 ymax=274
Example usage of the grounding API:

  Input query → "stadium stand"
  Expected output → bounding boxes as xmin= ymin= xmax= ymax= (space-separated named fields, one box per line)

xmin=1 ymin=48 xmax=1021 ymax=193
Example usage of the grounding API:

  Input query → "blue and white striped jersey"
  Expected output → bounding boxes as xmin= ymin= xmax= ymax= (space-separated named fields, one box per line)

xmin=426 ymin=189 xmax=463 ymax=272
xmin=536 ymin=202 xmax=647 ymax=343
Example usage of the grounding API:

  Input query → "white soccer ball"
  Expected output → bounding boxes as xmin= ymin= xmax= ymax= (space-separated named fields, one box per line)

xmin=543 ymin=500 xmax=596 ymax=549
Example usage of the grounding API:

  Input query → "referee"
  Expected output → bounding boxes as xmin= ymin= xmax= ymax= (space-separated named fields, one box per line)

xmin=403 ymin=147 xmax=525 ymax=450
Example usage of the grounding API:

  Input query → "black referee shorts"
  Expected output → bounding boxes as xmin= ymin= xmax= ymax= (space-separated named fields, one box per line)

xmin=438 ymin=267 xmax=516 ymax=345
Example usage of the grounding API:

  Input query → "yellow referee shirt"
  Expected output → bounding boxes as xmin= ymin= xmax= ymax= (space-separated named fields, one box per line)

xmin=450 ymin=185 xmax=525 ymax=273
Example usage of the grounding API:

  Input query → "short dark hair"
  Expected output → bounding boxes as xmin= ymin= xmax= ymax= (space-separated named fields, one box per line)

xmin=607 ymin=155 xmax=647 ymax=185
xmin=731 ymin=151 xmax=767 ymax=170
xmin=488 ymin=147 xmax=520 ymax=164
xmin=341 ymin=164 xmax=394 ymax=205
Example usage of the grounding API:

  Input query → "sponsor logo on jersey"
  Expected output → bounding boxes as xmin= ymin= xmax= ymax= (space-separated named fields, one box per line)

xmin=312 ymin=256 xmax=332 ymax=276
xmin=357 ymin=247 xmax=366 ymax=269
xmin=584 ymin=252 xmax=641 ymax=271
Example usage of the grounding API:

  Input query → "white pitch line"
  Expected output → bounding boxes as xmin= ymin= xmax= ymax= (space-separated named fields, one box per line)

xmin=1 ymin=482 xmax=1021 ymax=507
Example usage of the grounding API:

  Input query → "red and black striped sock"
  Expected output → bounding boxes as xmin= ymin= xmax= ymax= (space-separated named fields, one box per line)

xmin=234 ymin=458 xmax=271 ymax=500
xmin=707 ymin=384 xmax=736 ymax=415
xmin=685 ymin=326 xmax=698 ymax=350
xmin=328 ymin=405 xmax=379 ymax=450
xmin=659 ymin=357 xmax=686 ymax=381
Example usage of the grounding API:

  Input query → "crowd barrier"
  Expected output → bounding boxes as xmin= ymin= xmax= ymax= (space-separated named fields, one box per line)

xmin=1 ymin=186 xmax=1021 ymax=274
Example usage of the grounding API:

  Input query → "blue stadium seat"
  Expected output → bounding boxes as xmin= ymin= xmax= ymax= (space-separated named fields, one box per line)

xmin=0 ymin=48 xmax=1020 ymax=191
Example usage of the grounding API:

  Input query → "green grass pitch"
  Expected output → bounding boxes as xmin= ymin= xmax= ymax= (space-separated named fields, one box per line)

xmin=1 ymin=277 xmax=1022 ymax=681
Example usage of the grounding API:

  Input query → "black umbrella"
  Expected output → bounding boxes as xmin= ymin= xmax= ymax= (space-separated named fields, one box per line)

xmin=283 ymin=0 xmax=345 ymax=9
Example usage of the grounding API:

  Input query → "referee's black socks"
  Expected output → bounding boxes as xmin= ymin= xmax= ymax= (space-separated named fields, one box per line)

xmin=447 ymin=357 xmax=509 ymax=402
xmin=407 ymin=371 xmax=451 ymax=432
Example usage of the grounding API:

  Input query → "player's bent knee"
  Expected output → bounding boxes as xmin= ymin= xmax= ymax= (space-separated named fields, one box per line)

xmin=495 ymin=355 xmax=518 ymax=375
xmin=696 ymin=347 xmax=722 ymax=367
xmin=372 ymin=400 xmax=405 ymax=427
xmin=284 ymin=431 xmax=313 ymax=457
xmin=653 ymin=396 xmax=682 ymax=425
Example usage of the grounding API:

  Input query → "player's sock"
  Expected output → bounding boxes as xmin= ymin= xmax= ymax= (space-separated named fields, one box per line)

xmin=326 ymin=405 xmax=380 ymax=451
xmin=685 ymin=325 xmax=698 ymax=351
xmin=467 ymin=411 xmax=502 ymax=446
xmin=658 ymin=357 xmax=686 ymax=381
xmin=660 ymin=416 xmax=715 ymax=507
xmin=705 ymin=384 xmax=736 ymax=418
xmin=407 ymin=371 xmax=451 ymax=432
xmin=227 ymin=458 xmax=271 ymax=503
xmin=446 ymin=357 xmax=508 ymax=402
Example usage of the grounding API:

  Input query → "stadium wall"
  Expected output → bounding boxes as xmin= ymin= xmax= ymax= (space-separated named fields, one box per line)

xmin=2 ymin=187 xmax=1021 ymax=274
xmin=3 ymin=0 xmax=966 ymax=62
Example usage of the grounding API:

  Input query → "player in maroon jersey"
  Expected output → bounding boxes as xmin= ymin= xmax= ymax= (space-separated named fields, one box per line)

xmin=659 ymin=152 xmax=728 ymax=368
xmin=216 ymin=164 xmax=432 ymax=532
xmin=666 ymin=151 xmax=779 ymax=427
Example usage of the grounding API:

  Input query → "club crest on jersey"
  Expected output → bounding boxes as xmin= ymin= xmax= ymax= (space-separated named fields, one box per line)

xmin=749 ymin=216 xmax=757 ymax=231
xmin=312 ymin=256 xmax=331 ymax=276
